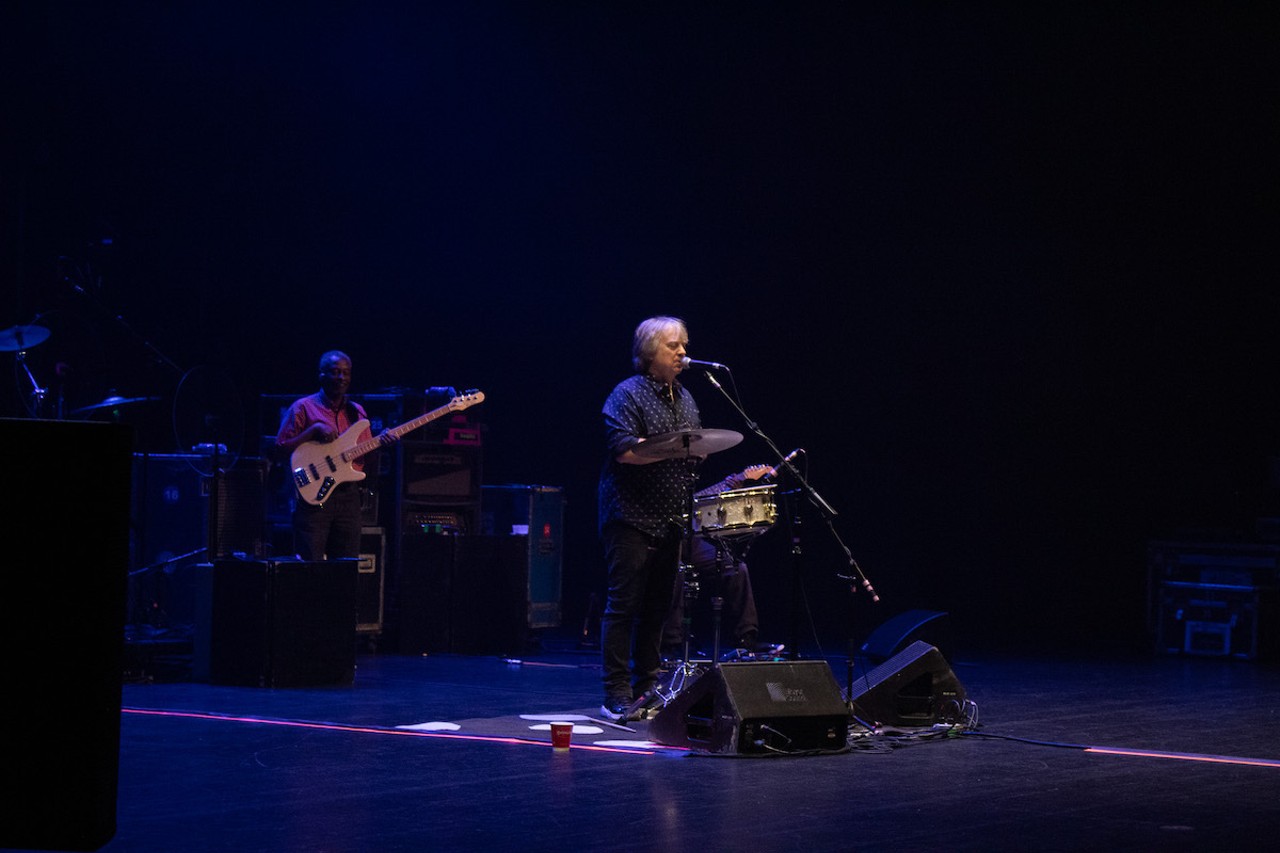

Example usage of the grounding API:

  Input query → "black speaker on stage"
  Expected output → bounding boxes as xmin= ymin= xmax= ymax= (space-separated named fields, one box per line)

xmin=393 ymin=533 xmax=458 ymax=654
xmin=204 ymin=559 xmax=357 ymax=687
xmin=859 ymin=609 xmax=952 ymax=664
xmin=3 ymin=419 xmax=132 ymax=852
xmin=849 ymin=640 xmax=967 ymax=727
xmin=398 ymin=439 xmax=481 ymax=502
xmin=649 ymin=661 xmax=849 ymax=754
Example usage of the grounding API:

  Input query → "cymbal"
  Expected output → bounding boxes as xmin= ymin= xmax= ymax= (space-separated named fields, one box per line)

xmin=72 ymin=395 xmax=161 ymax=415
xmin=633 ymin=428 xmax=743 ymax=459
xmin=0 ymin=324 xmax=50 ymax=352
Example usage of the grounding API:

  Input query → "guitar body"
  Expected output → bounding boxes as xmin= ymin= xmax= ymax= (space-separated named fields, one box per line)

xmin=288 ymin=390 xmax=485 ymax=507
xmin=290 ymin=419 xmax=372 ymax=506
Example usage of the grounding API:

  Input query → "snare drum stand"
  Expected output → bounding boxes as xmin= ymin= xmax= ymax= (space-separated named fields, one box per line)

xmin=657 ymin=557 xmax=707 ymax=707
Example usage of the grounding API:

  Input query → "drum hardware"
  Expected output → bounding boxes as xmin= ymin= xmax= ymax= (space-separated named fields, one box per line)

xmin=3 ymin=324 xmax=52 ymax=417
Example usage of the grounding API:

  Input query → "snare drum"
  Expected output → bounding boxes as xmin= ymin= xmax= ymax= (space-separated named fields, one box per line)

xmin=692 ymin=485 xmax=777 ymax=538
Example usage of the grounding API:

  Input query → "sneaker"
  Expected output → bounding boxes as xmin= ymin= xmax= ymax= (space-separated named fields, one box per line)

xmin=600 ymin=696 xmax=631 ymax=722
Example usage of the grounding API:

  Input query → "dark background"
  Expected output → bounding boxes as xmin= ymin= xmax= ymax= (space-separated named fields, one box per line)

xmin=4 ymin=2 xmax=1277 ymax=656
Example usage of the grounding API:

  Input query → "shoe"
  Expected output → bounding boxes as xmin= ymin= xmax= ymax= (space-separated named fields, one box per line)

xmin=600 ymin=696 xmax=631 ymax=722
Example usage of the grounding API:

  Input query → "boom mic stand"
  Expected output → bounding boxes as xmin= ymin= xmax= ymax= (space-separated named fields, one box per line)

xmin=696 ymin=370 xmax=873 ymax=668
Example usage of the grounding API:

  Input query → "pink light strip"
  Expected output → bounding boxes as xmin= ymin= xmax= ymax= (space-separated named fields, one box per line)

xmin=1085 ymin=747 xmax=1280 ymax=768
xmin=122 ymin=707 xmax=678 ymax=756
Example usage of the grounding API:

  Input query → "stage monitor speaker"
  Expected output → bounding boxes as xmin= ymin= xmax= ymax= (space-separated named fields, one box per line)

xmin=205 ymin=559 xmax=357 ymax=687
xmin=649 ymin=661 xmax=849 ymax=755
xmin=849 ymin=640 xmax=967 ymax=727
xmin=3 ymin=418 xmax=132 ymax=852
xmin=859 ymin=609 xmax=952 ymax=665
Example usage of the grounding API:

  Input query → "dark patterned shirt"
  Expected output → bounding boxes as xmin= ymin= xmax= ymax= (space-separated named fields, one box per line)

xmin=598 ymin=373 xmax=702 ymax=537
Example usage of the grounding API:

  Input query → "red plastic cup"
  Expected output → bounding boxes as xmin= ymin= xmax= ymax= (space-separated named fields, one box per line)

xmin=550 ymin=722 xmax=573 ymax=750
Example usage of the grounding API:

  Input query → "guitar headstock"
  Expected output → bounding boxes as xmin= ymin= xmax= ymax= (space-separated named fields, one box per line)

xmin=449 ymin=389 xmax=485 ymax=411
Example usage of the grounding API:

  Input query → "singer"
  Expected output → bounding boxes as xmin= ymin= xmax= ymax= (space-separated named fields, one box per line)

xmin=597 ymin=316 xmax=703 ymax=721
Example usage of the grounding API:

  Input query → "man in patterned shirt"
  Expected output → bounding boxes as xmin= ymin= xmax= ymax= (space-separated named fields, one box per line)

xmin=598 ymin=316 xmax=703 ymax=721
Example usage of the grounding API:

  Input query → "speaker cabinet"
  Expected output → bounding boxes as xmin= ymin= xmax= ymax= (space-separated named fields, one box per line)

xmin=205 ymin=559 xmax=357 ymax=687
xmin=859 ymin=609 xmax=952 ymax=664
xmin=131 ymin=453 xmax=268 ymax=568
xmin=3 ymin=419 xmax=132 ymax=852
xmin=649 ymin=661 xmax=849 ymax=754
xmin=393 ymin=533 xmax=458 ymax=654
xmin=849 ymin=640 xmax=967 ymax=727
xmin=393 ymin=533 xmax=554 ymax=655
xmin=398 ymin=439 xmax=481 ymax=502
xmin=450 ymin=535 xmax=540 ymax=654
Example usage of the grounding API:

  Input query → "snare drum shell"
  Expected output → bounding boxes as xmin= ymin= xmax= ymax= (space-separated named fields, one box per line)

xmin=692 ymin=485 xmax=777 ymax=536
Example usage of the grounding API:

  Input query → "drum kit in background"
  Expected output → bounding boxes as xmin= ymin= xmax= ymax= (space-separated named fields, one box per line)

xmin=2 ymin=321 xmax=163 ymax=422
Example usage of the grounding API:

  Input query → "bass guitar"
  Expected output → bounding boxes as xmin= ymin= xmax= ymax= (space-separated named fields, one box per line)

xmin=291 ymin=390 xmax=484 ymax=506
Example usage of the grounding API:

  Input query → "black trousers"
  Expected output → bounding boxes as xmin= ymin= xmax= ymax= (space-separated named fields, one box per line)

xmin=599 ymin=521 xmax=681 ymax=700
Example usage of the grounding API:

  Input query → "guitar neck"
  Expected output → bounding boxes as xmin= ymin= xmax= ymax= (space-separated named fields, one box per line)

xmin=345 ymin=402 xmax=458 ymax=462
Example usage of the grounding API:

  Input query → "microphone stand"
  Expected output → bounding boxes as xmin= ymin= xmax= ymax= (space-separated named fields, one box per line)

xmin=698 ymin=370 xmax=878 ymax=674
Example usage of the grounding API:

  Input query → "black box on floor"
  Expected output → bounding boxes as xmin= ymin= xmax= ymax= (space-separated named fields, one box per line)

xmin=451 ymin=535 xmax=541 ymax=654
xmin=1147 ymin=540 xmax=1280 ymax=659
xmin=1156 ymin=581 xmax=1278 ymax=659
xmin=358 ymin=526 xmax=386 ymax=634
xmin=393 ymin=533 xmax=555 ymax=655
xmin=3 ymin=419 xmax=132 ymax=853
xmin=203 ymin=559 xmax=357 ymax=686
xmin=393 ymin=533 xmax=458 ymax=654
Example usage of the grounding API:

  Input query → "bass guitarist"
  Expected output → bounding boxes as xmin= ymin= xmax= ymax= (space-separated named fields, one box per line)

xmin=275 ymin=349 xmax=379 ymax=560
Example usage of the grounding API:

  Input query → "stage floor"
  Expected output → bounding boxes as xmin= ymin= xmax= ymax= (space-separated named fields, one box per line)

xmin=54 ymin=644 xmax=1280 ymax=851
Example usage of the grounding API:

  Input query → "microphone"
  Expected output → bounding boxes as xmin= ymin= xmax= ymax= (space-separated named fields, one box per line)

xmin=680 ymin=356 xmax=728 ymax=371
xmin=782 ymin=448 xmax=804 ymax=464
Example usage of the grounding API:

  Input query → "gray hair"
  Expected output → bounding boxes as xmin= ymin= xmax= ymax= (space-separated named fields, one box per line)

xmin=631 ymin=316 xmax=687 ymax=373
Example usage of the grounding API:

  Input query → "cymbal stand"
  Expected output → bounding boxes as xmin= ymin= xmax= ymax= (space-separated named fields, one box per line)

xmin=14 ymin=348 xmax=48 ymax=418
